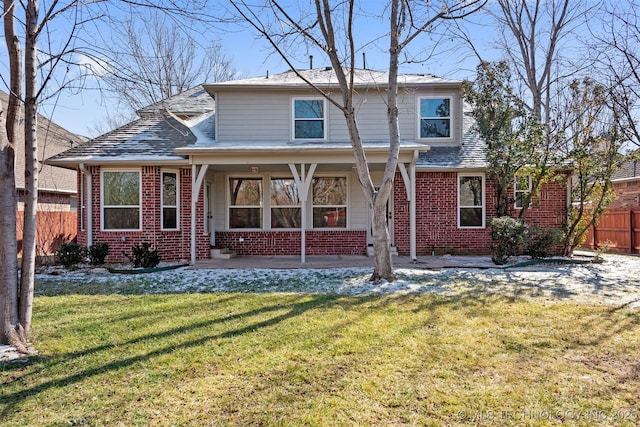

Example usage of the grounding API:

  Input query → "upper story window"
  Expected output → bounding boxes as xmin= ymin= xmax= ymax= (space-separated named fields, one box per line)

xmin=293 ymin=98 xmax=325 ymax=139
xmin=162 ymin=171 xmax=179 ymax=230
xmin=229 ymin=178 xmax=263 ymax=228
xmin=102 ymin=170 xmax=141 ymax=230
xmin=514 ymin=174 xmax=532 ymax=209
xmin=419 ymin=97 xmax=451 ymax=139
xmin=458 ymin=173 xmax=484 ymax=228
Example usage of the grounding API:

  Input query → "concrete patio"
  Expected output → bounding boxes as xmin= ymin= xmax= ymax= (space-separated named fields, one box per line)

xmin=190 ymin=254 xmax=501 ymax=270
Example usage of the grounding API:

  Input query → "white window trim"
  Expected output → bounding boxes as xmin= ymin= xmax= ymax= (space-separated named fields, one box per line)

xmin=312 ymin=175 xmax=349 ymax=229
xmin=417 ymin=95 xmax=454 ymax=142
xmin=227 ymin=175 xmax=265 ymax=230
xmin=161 ymin=169 xmax=180 ymax=231
xmin=100 ymin=169 xmax=142 ymax=231
xmin=514 ymin=174 xmax=532 ymax=209
xmin=292 ymin=97 xmax=327 ymax=141
xmin=457 ymin=173 xmax=485 ymax=229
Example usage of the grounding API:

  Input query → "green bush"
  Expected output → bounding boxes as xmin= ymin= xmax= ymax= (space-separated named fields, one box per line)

xmin=527 ymin=226 xmax=564 ymax=259
xmin=55 ymin=242 xmax=84 ymax=268
xmin=124 ymin=243 xmax=160 ymax=268
xmin=490 ymin=216 xmax=528 ymax=265
xmin=87 ymin=243 xmax=110 ymax=265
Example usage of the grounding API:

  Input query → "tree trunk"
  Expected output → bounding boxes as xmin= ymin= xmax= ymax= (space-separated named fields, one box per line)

xmin=19 ymin=0 xmax=40 ymax=339
xmin=1 ymin=0 xmax=28 ymax=351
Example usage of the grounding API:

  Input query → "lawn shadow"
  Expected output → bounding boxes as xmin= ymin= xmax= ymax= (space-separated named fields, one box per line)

xmin=0 ymin=292 xmax=376 ymax=418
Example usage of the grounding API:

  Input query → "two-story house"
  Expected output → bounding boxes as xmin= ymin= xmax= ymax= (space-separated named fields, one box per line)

xmin=47 ymin=68 xmax=569 ymax=264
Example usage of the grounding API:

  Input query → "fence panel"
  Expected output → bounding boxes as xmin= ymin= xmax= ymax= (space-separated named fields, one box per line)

xmin=583 ymin=208 xmax=640 ymax=254
xmin=16 ymin=210 xmax=77 ymax=256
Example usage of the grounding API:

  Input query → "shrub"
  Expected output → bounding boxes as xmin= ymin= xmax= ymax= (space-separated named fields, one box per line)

xmin=87 ymin=243 xmax=110 ymax=265
xmin=490 ymin=216 xmax=528 ymax=265
xmin=55 ymin=242 xmax=84 ymax=268
xmin=527 ymin=226 xmax=564 ymax=259
xmin=124 ymin=243 xmax=160 ymax=268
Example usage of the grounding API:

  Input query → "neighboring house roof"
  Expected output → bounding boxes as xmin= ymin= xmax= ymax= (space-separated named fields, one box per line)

xmin=1 ymin=91 xmax=85 ymax=194
xmin=612 ymin=159 xmax=639 ymax=182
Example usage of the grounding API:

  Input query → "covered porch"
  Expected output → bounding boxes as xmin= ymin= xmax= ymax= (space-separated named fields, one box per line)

xmin=177 ymin=142 xmax=428 ymax=264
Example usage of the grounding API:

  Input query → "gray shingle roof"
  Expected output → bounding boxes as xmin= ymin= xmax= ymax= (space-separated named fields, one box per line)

xmin=137 ymin=85 xmax=215 ymax=117
xmin=205 ymin=67 xmax=461 ymax=91
xmin=612 ymin=159 xmax=639 ymax=181
xmin=46 ymin=112 xmax=196 ymax=165
xmin=417 ymin=112 xmax=487 ymax=170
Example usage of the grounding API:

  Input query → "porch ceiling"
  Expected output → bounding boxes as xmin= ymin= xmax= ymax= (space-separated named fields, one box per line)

xmin=178 ymin=141 xmax=428 ymax=166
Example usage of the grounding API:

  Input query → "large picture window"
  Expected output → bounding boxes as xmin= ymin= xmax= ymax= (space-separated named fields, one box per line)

xmin=419 ymin=97 xmax=451 ymax=138
xmin=312 ymin=177 xmax=347 ymax=228
xmin=162 ymin=171 xmax=179 ymax=229
xmin=293 ymin=98 xmax=325 ymax=139
xmin=270 ymin=178 xmax=301 ymax=228
xmin=102 ymin=170 xmax=141 ymax=230
xmin=458 ymin=174 xmax=484 ymax=228
xmin=229 ymin=178 xmax=263 ymax=228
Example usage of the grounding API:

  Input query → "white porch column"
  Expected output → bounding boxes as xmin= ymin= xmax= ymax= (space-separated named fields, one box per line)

xmin=289 ymin=163 xmax=317 ymax=263
xmin=398 ymin=151 xmax=418 ymax=261
xmin=191 ymin=164 xmax=209 ymax=264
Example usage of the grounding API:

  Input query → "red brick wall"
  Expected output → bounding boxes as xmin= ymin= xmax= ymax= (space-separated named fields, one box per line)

xmin=76 ymin=166 xmax=209 ymax=263
xmin=610 ymin=179 xmax=640 ymax=209
xmin=215 ymin=230 xmax=367 ymax=256
xmin=394 ymin=171 xmax=568 ymax=256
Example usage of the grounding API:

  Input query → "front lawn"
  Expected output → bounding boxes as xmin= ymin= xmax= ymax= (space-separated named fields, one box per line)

xmin=1 ymin=288 xmax=638 ymax=426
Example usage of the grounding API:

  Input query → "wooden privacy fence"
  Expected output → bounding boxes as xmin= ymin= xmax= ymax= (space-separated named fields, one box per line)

xmin=16 ymin=210 xmax=77 ymax=256
xmin=582 ymin=208 xmax=640 ymax=254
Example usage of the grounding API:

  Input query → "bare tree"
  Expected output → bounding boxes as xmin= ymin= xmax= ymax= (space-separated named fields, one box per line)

xmin=231 ymin=0 xmax=484 ymax=282
xmin=95 ymin=9 xmax=236 ymax=123
xmin=591 ymin=1 xmax=640 ymax=149
xmin=2 ymin=0 xmax=27 ymax=352
xmin=0 ymin=0 xmax=226 ymax=351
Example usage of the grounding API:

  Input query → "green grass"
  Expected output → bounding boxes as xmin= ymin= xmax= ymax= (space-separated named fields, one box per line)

xmin=2 ymin=290 xmax=639 ymax=426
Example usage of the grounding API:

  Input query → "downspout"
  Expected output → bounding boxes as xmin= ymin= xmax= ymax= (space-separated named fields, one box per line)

xmin=78 ymin=163 xmax=92 ymax=247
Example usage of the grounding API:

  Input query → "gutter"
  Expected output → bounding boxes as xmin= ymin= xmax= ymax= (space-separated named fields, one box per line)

xmin=78 ymin=163 xmax=92 ymax=247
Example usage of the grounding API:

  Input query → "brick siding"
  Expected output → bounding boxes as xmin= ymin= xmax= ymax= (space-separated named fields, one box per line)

xmin=394 ymin=171 xmax=568 ymax=256
xmin=215 ymin=230 xmax=367 ymax=256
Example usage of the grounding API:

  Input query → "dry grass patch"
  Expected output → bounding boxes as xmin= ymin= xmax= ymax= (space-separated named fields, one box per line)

xmin=1 ymin=292 xmax=639 ymax=426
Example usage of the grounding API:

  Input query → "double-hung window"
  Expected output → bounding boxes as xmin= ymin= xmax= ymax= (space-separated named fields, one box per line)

xmin=102 ymin=170 xmax=141 ymax=230
xmin=229 ymin=178 xmax=263 ymax=228
xmin=293 ymin=98 xmax=325 ymax=139
xmin=419 ymin=97 xmax=451 ymax=139
xmin=458 ymin=174 xmax=484 ymax=228
xmin=162 ymin=171 xmax=179 ymax=229
xmin=312 ymin=177 xmax=347 ymax=228
xmin=270 ymin=178 xmax=301 ymax=228
xmin=514 ymin=175 xmax=532 ymax=209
